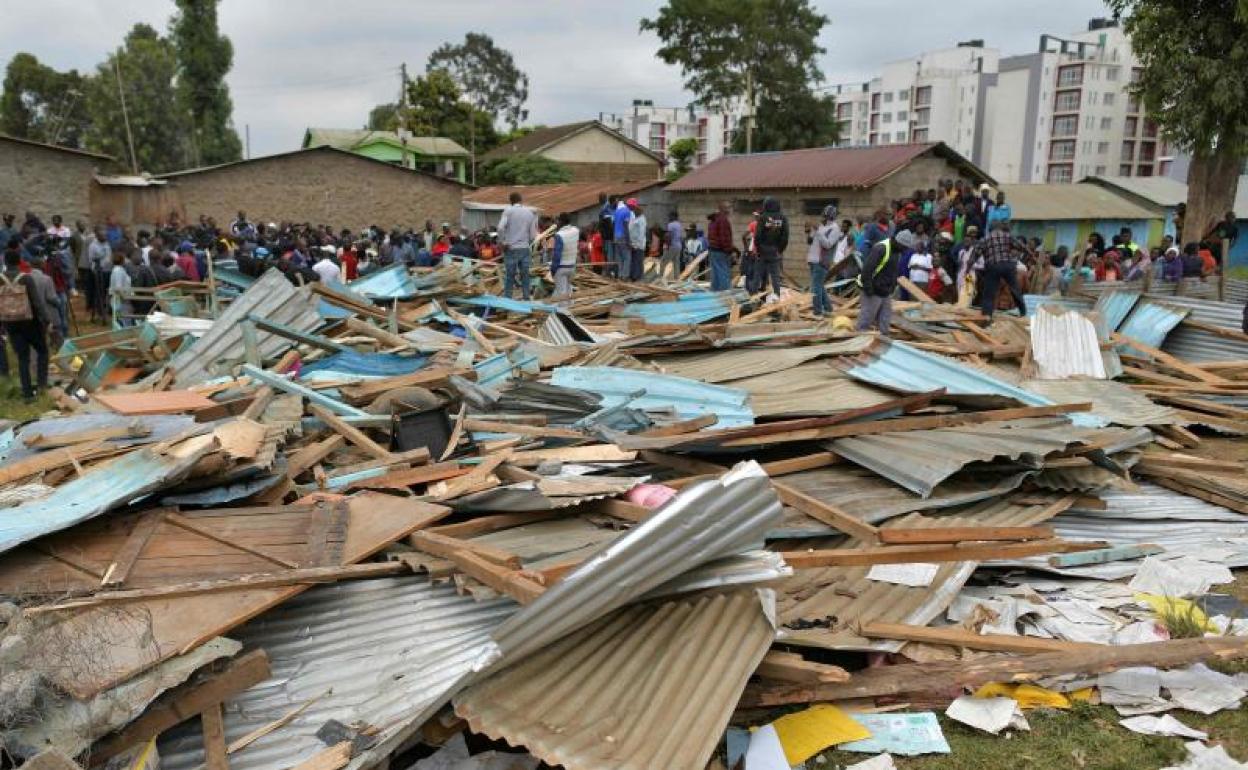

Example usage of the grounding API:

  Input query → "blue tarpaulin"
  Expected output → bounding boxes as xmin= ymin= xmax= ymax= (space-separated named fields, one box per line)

xmin=300 ymin=350 xmax=429 ymax=381
xmin=550 ymin=366 xmax=755 ymax=427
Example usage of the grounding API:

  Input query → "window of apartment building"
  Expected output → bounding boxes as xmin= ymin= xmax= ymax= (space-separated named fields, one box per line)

xmin=1079 ymin=164 xmax=1088 ymax=177
xmin=1106 ymin=66 xmax=1120 ymax=81
xmin=836 ymin=102 xmax=853 ymax=120
xmin=912 ymin=128 xmax=929 ymax=142
xmin=1050 ymin=140 xmax=1076 ymax=161
xmin=896 ymin=131 xmax=907 ymax=142
xmin=1127 ymin=94 xmax=1141 ymax=113
xmin=1142 ymin=120 xmax=1159 ymax=139
xmin=1082 ymin=140 xmax=1092 ymax=153
xmin=870 ymin=114 xmax=880 ymax=130
xmin=1137 ymin=165 xmax=1154 ymax=177
xmin=1139 ymin=141 xmax=1157 ymax=162
xmin=883 ymin=92 xmax=893 ymax=103
xmin=1055 ymin=90 xmax=1081 ymax=111
xmin=1131 ymin=67 xmax=1143 ymax=83
xmin=1088 ymin=91 xmax=1099 ymax=106
xmin=1095 ymin=165 xmax=1107 ymax=175
xmin=871 ymin=93 xmax=881 ymax=111
xmin=1052 ymin=115 xmax=1077 ymax=136
xmin=1122 ymin=141 xmax=1135 ymax=161
xmin=914 ymin=86 xmax=932 ymax=106
xmin=1124 ymin=117 xmax=1138 ymax=136
xmin=898 ymin=90 xmax=909 ymax=101
xmin=1046 ymin=164 xmax=1073 ymax=183
xmin=837 ymin=119 xmax=852 ymax=137
xmin=1097 ymin=141 xmax=1110 ymax=154
xmin=897 ymin=110 xmax=908 ymax=121
xmin=914 ymin=108 xmax=930 ymax=126
xmin=1103 ymin=92 xmax=1116 ymax=106
xmin=1084 ymin=115 xmax=1095 ymax=129
xmin=1118 ymin=164 xmax=1133 ymax=176
xmin=1101 ymin=117 xmax=1113 ymax=130
xmin=869 ymin=133 xmax=878 ymax=145
xmin=882 ymin=112 xmax=892 ymax=124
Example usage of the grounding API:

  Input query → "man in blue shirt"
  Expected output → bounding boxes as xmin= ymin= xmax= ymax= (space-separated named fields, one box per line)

xmin=662 ymin=211 xmax=683 ymax=279
xmin=612 ymin=199 xmax=634 ymax=280
xmin=986 ymin=191 xmax=1012 ymax=228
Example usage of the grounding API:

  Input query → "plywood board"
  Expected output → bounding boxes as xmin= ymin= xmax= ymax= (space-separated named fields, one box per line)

xmin=96 ymin=390 xmax=217 ymax=415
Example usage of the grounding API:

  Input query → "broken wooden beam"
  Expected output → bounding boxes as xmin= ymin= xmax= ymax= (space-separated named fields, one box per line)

xmin=857 ymin=622 xmax=1106 ymax=653
xmin=755 ymin=650 xmax=850 ymax=684
xmin=877 ymin=525 xmax=1055 ymax=545
xmin=779 ymin=539 xmax=1104 ymax=569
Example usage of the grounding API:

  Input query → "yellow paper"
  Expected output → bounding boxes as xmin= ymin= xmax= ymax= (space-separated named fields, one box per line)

xmin=1134 ymin=593 xmax=1217 ymax=633
xmin=770 ymin=703 xmax=872 ymax=765
xmin=973 ymin=682 xmax=1072 ymax=709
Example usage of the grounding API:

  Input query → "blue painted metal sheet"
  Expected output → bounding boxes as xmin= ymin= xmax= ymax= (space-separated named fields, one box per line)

xmin=344 ymin=264 xmax=418 ymax=300
xmin=213 ymin=268 xmax=255 ymax=289
xmin=1023 ymin=294 xmax=1092 ymax=317
xmin=1117 ymin=299 xmax=1190 ymax=358
xmin=0 ymin=436 xmax=216 ymax=554
xmin=615 ymin=291 xmax=743 ymax=325
xmin=0 ymin=414 xmax=198 ymax=467
xmin=449 ymin=295 xmax=558 ymax=315
xmin=474 ymin=348 xmax=541 ymax=389
xmin=300 ymin=350 xmax=428 ymax=381
xmin=841 ymin=340 xmax=1104 ymax=428
xmin=1092 ymin=290 xmax=1141 ymax=332
xmin=550 ymin=366 xmax=755 ymax=428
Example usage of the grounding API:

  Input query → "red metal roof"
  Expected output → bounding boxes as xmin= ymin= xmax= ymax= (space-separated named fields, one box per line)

xmin=667 ymin=142 xmax=993 ymax=192
xmin=463 ymin=180 xmax=666 ymax=215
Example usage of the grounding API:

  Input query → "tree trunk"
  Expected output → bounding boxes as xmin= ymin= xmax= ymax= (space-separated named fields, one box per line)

xmin=1184 ymin=142 xmax=1242 ymax=247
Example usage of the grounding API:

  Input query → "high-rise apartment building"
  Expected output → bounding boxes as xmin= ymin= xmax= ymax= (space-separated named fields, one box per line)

xmin=602 ymin=101 xmax=742 ymax=171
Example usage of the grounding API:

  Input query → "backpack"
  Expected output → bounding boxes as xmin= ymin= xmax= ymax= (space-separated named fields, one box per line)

xmin=0 ymin=273 xmax=33 ymax=322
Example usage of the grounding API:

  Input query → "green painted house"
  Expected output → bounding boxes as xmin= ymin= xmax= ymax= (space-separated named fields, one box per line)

xmin=302 ymin=129 xmax=470 ymax=182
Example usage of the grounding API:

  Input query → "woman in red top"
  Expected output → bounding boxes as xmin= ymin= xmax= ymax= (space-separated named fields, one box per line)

xmin=340 ymin=243 xmax=359 ymax=280
xmin=588 ymin=223 xmax=605 ymax=271
xmin=431 ymin=235 xmax=451 ymax=259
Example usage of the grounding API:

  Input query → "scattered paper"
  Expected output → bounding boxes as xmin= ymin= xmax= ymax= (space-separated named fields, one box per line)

xmin=1135 ymin=594 xmax=1217 ymax=634
xmin=866 ymin=562 xmax=939 ymax=587
xmin=1098 ymin=666 xmax=1163 ymax=708
xmin=1162 ymin=742 xmax=1248 ymax=770
xmin=745 ymin=724 xmax=790 ymax=770
xmin=770 ymin=704 xmax=872 ymax=764
xmin=1129 ymin=556 xmax=1233 ymax=597
xmin=840 ymin=713 xmax=951 ymax=756
xmin=1162 ymin=664 xmax=1247 ymax=715
xmin=1113 ymin=620 xmax=1169 ymax=645
xmin=1119 ymin=714 xmax=1208 ymax=740
xmin=846 ymin=755 xmax=896 ymax=770
xmin=945 ymin=696 xmax=1028 ymax=734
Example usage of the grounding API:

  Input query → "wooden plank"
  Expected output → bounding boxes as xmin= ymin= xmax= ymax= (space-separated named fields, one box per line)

xmin=461 ymin=418 xmax=584 ymax=439
xmin=755 ymin=650 xmax=850 ymax=683
xmin=877 ymin=526 xmax=1055 ymax=545
xmin=201 ymin=703 xmax=229 ymax=770
xmin=337 ymin=367 xmax=467 ymax=404
xmin=897 ymin=276 xmax=936 ymax=304
xmin=0 ymin=441 xmax=114 ymax=485
xmin=429 ymin=510 xmax=565 ymax=539
xmin=165 ymin=512 xmax=301 ymax=569
xmin=638 ymin=414 xmax=718 ymax=437
xmin=348 ymin=461 xmax=469 ymax=491
xmin=858 ymin=622 xmax=1105 ymax=653
xmin=576 ymin=497 xmax=652 ymax=523
xmin=309 ymin=405 xmax=394 ymax=462
xmin=773 ymin=482 xmax=880 ymax=543
xmin=1153 ymin=424 xmax=1201 ymax=449
xmin=762 ymin=452 xmax=841 ymax=476
xmin=1113 ymin=332 xmax=1233 ymax=384
xmin=90 ymin=650 xmax=271 ymax=764
xmin=740 ymin=637 xmax=1248 ymax=708
xmin=286 ymin=435 xmax=347 ymax=478
xmin=102 ymin=510 xmax=166 ymax=587
xmin=409 ymin=530 xmax=522 ymax=569
xmin=22 ymin=422 xmax=149 ymax=449
xmin=433 ymin=451 xmax=510 ymax=500
xmin=1137 ymin=454 xmax=1245 ymax=474
xmin=95 ymin=390 xmax=216 ymax=416
xmin=509 ymin=444 xmax=636 ymax=466
xmin=447 ymin=550 xmax=544 ymax=604
xmin=779 ymin=538 xmax=1103 ymax=569
xmin=291 ymin=743 xmax=352 ymax=770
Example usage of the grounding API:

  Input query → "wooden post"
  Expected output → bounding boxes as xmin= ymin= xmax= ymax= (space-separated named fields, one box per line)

xmin=201 ymin=703 xmax=229 ymax=770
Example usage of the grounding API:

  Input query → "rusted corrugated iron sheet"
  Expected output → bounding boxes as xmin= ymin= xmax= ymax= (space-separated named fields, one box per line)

xmin=737 ymin=362 xmax=898 ymax=417
xmin=1022 ymin=379 xmax=1179 ymax=427
xmin=456 ymin=589 xmax=773 ymax=770
xmin=649 ymin=338 xmax=872 ymax=383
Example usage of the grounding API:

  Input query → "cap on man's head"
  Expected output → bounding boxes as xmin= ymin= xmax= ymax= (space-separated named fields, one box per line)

xmin=626 ymin=198 xmax=639 ymax=208
xmin=894 ymin=230 xmax=917 ymax=250
xmin=822 ymin=204 xmax=838 ymax=220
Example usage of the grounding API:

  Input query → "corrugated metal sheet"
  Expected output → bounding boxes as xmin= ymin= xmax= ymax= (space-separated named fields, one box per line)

xmin=1118 ymin=299 xmax=1190 ymax=357
xmin=667 ymin=142 xmax=985 ymax=192
xmin=1078 ymin=277 xmax=1248 ymax=305
xmin=456 ymin=589 xmax=773 ymax=770
xmin=1022 ymin=379 xmax=1179 ymax=426
xmin=344 ymin=263 xmax=418 ymax=300
xmin=998 ymin=183 xmax=1162 ymax=221
xmin=839 ymin=339 xmax=1106 ymax=427
xmin=0 ymin=435 xmax=216 ymax=554
xmin=735 ymin=361 xmax=897 ymax=417
xmin=1030 ymin=307 xmax=1107 ymax=379
xmin=830 ymin=423 xmax=1075 ymax=497
xmin=1084 ymin=175 xmax=1188 ymax=207
xmin=649 ymin=338 xmax=872 ymax=383
xmin=450 ymin=295 xmax=559 ymax=315
xmin=0 ymin=413 xmax=197 ymax=467
xmin=1146 ymin=295 xmax=1248 ymax=363
xmin=489 ymin=461 xmax=781 ymax=663
xmin=779 ymin=497 xmax=1067 ymax=651
xmin=614 ymin=292 xmax=740 ymax=325
xmin=1092 ymin=290 xmax=1141 ymax=332
xmin=170 ymin=269 xmax=322 ymax=387
xmin=299 ymin=350 xmax=428 ymax=381
xmin=1024 ymin=294 xmax=1093 ymax=317
xmin=550 ymin=366 xmax=754 ymax=428
xmin=160 ymin=577 xmax=517 ymax=770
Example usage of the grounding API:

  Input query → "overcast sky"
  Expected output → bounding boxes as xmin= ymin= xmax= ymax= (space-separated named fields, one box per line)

xmin=3 ymin=0 xmax=1110 ymax=158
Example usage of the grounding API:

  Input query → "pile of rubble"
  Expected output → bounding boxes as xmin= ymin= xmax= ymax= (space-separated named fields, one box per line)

xmin=2 ymin=261 xmax=1248 ymax=770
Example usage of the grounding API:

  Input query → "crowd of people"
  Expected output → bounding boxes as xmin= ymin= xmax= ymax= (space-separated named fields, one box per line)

xmin=0 ymin=180 xmax=1238 ymax=401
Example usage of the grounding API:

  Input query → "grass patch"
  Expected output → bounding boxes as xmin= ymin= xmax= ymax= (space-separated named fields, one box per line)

xmin=1227 ymin=265 xmax=1248 ymax=280
xmin=0 ymin=346 xmax=56 ymax=422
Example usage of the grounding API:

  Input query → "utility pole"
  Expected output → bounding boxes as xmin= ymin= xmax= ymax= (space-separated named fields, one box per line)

xmin=744 ymin=70 xmax=755 ymax=155
xmin=114 ymin=57 xmax=139 ymax=174
xmin=399 ymin=62 xmax=410 ymax=169
xmin=245 ymin=124 xmax=251 ymax=159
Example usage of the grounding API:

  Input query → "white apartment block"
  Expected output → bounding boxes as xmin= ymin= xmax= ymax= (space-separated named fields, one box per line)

xmin=982 ymin=19 xmax=1172 ymax=183
xmin=831 ymin=41 xmax=999 ymax=162
xmin=830 ymin=19 xmax=1172 ymax=185
xmin=601 ymin=100 xmax=741 ymax=170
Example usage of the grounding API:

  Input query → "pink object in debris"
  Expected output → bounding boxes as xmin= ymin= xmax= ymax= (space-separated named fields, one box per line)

xmin=626 ymin=483 xmax=678 ymax=509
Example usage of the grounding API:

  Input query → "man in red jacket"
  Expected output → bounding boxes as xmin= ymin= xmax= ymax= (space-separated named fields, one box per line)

xmin=707 ymin=201 xmax=733 ymax=291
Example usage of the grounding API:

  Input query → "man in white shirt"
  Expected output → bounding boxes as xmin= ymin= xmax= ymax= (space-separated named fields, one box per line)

xmin=46 ymin=214 xmax=71 ymax=240
xmin=550 ymin=212 xmax=579 ymax=300
xmin=496 ymin=192 xmax=539 ymax=300
xmin=627 ymin=199 xmax=647 ymax=282
xmin=312 ymin=251 xmax=341 ymax=284
xmin=805 ymin=205 xmax=842 ymax=317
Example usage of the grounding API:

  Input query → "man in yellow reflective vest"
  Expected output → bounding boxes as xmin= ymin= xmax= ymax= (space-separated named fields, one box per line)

xmin=855 ymin=229 xmax=915 ymax=337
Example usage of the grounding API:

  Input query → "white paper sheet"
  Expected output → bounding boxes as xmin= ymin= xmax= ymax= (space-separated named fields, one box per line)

xmin=1120 ymin=714 xmax=1208 ymax=740
xmin=846 ymin=755 xmax=897 ymax=770
xmin=1129 ymin=556 xmax=1234 ymax=597
xmin=945 ymin=696 xmax=1028 ymax=735
xmin=745 ymin=723 xmax=790 ymax=770
xmin=867 ymin=562 xmax=939 ymax=587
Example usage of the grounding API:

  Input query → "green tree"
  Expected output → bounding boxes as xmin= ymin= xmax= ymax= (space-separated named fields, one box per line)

xmin=1108 ymin=0 xmax=1247 ymax=244
xmin=401 ymin=69 xmax=497 ymax=158
xmin=85 ymin=24 xmax=186 ymax=173
xmin=0 ymin=53 xmax=90 ymax=148
xmin=368 ymin=102 xmax=399 ymax=131
xmin=666 ymin=136 xmax=698 ymax=180
xmin=481 ymin=154 xmax=572 ymax=185
xmin=730 ymin=88 xmax=840 ymax=153
xmin=170 ymin=0 xmax=242 ymax=166
xmin=641 ymin=0 xmax=828 ymax=153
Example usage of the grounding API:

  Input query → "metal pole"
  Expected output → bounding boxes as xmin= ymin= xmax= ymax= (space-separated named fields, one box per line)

xmin=744 ymin=70 xmax=754 ymax=155
xmin=113 ymin=57 xmax=139 ymax=173
xmin=245 ymin=124 xmax=250 ymax=159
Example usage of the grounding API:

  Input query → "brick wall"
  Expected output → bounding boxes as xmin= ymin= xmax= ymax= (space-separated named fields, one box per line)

xmin=0 ymin=139 xmax=101 ymax=225
xmin=562 ymin=161 xmax=662 ymax=183
xmin=162 ymin=148 xmax=464 ymax=230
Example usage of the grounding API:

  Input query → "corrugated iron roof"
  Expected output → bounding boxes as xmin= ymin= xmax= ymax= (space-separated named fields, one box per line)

xmin=735 ymin=362 xmax=897 ymax=418
xmin=830 ymin=422 xmax=1076 ymax=497
xmin=668 ymin=142 xmax=993 ymax=192
xmin=159 ymin=577 xmax=517 ymax=770
xmin=170 ymin=269 xmax=323 ymax=387
xmin=1022 ymin=379 xmax=1179 ymax=427
xmin=997 ymin=183 xmax=1162 ymax=221
xmin=488 ymin=461 xmax=781 ymax=663
xmin=456 ymin=589 xmax=773 ymax=770
xmin=1025 ymin=294 xmax=1094 ymax=316
xmin=550 ymin=366 xmax=754 ymax=428
xmin=1092 ymin=290 xmax=1141 ymax=333
xmin=1117 ymin=299 xmax=1190 ymax=357
xmin=464 ymin=180 xmax=666 ymax=215
xmin=614 ymin=291 xmax=742 ymax=325
xmin=1082 ymin=175 xmax=1188 ymax=207
xmin=1030 ymin=307 xmax=1107 ymax=380
xmin=648 ymin=338 xmax=872 ymax=383
xmin=1147 ymin=295 xmax=1248 ymax=363
xmin=303 ymin=128 xmax=469 ymax=157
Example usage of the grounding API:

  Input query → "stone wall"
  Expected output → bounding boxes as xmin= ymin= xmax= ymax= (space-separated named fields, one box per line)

xmin=161 ymin=148 xmax=464 ymax=230
xmin=0 ymin=139 xmax=102 ymax=226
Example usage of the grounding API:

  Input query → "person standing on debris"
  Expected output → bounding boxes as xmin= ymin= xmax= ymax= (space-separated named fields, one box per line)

xmin=551 ymin=212 xmax=579 ymax=301
xmin=661 ymin=211 xmax=683 ymax=279
xmin=86 ymin=226 xmax=112 ymax=323
xmin=754 ymin=197 xmax=788 ymax=299
xmin=26 ymin=256 xmax=64 ymax=344
xmin=107 ymin=251 xmax=133 ymax=326
xmin=707 ymin=201 xmax=733 ymax=291
xmin=977 ymin=221 xmax=1027 ymax=318
xmin=611 ymin=197 xmax=634 ymax=280
xmin=856 ymin=229 xmax=913 ymax=337
xmin=627 ymin=198 xmax=647 ymax=282
xmin=806 ymin=204 xmax=841 ymax=317
xmin=497 ymin=191 xmax=539 ymax=300
xmin=2 ymin=247 xmax=51 ymax=401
